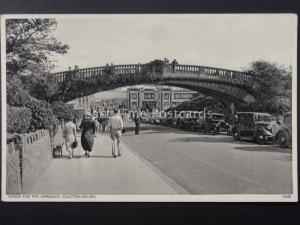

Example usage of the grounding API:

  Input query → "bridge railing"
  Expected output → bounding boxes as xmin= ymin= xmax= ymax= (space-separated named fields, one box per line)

xmin=50 ymin=64 xmax=148 ymax=83
xmin=50 ymin=63 xmax=254 ymax=85
xmin=166 ymin=64 xmax=254 ymax=85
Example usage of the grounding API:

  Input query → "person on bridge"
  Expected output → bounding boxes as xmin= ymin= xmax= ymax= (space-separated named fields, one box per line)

xmin=107 ymin=109 xmax=124 ymax=158
xmin=79 ymin=112 xmax=96 ymax=157
xmin=63 ymin=116 xmax=77 ymax=159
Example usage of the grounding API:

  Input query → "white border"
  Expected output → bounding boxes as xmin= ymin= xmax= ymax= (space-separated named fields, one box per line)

xmin=1 ymin=14 xmax=298 ymax=202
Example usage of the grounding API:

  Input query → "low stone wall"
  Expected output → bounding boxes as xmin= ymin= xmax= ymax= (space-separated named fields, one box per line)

xmin=6 ymin=142 xmax=22 ymax=194
xmin=6 ymin=126 xmax=63 ymax=194
xmin=21 ymin=130 xmax=52 ymax=193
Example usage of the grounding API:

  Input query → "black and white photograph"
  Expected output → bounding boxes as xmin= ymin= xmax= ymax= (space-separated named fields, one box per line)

xmin=1 ymin=14 xmax=297 ymax=202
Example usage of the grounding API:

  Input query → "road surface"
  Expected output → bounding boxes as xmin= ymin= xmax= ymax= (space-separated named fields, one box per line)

xmin=122 ymin=123 xmax=293 ymax=194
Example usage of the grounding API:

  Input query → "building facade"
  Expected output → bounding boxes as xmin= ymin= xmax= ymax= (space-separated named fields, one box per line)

xmin=127 ymin=86 xmax=197 ymax=111
xmin=67 ymin=95 xmax=95 ymax=110
xmin=90 ymin=98 xmax=128 ymax=111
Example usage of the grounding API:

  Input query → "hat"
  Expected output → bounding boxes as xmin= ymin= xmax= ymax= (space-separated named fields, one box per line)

xmin=85 ymin=111 xmax=91 ymax=117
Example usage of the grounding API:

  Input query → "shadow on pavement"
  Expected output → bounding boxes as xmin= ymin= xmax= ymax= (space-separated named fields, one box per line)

xmin=89 ymin=155 xmax=115 ymax=158
xmin=169 ymin=136 xmax=238 ymax=144
xmin=234 ymin=145 xmax=292 ymax=154
xmin=124 ymin=125 xmax=199 ymax=135
xmin=54 ymin=155 xmax=115 ymax=159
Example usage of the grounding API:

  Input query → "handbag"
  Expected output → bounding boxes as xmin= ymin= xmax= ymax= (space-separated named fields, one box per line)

xmin=71 ymin=140 xmax=78 ymax=148
xmin=53 ymin=145 xmax=63 ymax=158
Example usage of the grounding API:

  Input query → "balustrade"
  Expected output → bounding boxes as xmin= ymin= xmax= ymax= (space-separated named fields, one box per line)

xmin=51 ymin=63 xmax=253 ymax=86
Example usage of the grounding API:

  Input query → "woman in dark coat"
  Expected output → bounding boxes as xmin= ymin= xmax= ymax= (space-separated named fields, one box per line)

xmin=79 ymin=113 xmax=96 ymax=157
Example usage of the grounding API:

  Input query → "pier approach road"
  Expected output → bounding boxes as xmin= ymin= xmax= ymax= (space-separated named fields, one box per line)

xmin=122 ymin=123 xmax=293 ymax=195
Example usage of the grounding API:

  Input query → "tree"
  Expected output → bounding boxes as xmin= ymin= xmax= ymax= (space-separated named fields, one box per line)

xmin=242 ymin=60 xmax=292 ymax=114
xmin=6 ymin=77 xmax=32 ymax=107
xmin=6 ymin=19 xmax=69 ymax=103
xmin=6 ymin=19 xmax=69 ymax=79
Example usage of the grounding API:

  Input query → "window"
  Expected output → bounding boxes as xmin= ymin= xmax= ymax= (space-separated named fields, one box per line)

xmin=172 ymin=102 xmax=180 ymax=107
xmin=144 ymin=93 xmax=155 ymax=99
xmin=174 ymin=93 xmax=193 ymax=99
xmin=174 ymin=93 xmax=181 ymax=99
xmin=163 ymin=93 xmax=170 ymax=100
xmin=131 ymin=102 xmax=137 ymax=110
xmin=131 ymin=93 xmax=137 ymax=99
xmin=164 ymin=102 xmax=170 ymax=109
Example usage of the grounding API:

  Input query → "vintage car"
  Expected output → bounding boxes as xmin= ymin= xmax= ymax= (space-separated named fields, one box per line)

xmin=276 ymin=112 xmax=292 ymax=148
xmin=194 ymin=113 xmax=230 ymax=134
xmin=176 ymin=117 xmax=190 ymax=130
xmin=232 ymin=112 xmax=278 ymax=144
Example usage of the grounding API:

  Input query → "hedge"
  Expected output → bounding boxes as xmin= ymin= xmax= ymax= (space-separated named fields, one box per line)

xmin=51 ymin=100 xmax=73 ymax=121
xmin=24 ymin=98 xmax=56 ymax=130
xmin=7 ymin=106 xmax=32 ymax=133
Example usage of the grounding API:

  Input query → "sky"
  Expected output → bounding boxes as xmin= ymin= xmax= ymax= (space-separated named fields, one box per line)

xmin=50 ymin=14 xmax=297 ymax=72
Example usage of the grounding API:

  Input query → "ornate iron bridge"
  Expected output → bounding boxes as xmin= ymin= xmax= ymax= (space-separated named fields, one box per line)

xmin=49 ymin=61 xmax=256 ymax=105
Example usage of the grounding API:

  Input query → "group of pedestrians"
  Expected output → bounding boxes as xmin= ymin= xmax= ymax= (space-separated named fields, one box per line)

xmin=63 ymin=109 xmax=124 ymax=159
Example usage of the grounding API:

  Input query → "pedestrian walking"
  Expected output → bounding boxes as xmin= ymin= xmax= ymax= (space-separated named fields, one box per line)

xmin=95 ymin=117 xmax=100 ymax=133
xmin=107 ymin=109 xmax=124 ymax=158
xmin=92 ymin=115 xmax=99 ymax=136
xmin=63 ymin=115 xmax=77 ymax=159
xmin=134 ymin=111 xmax=141 ymax=135
xmin=79 ymin=112 xmax=96 ymax=157
xmin=101 ymin=116 xmax=108 ymax=133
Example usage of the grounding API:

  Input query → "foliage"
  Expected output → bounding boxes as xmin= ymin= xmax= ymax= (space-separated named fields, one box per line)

xmin=6 ymin=77 xmax=32 ymax=107
xmin=72 ymin=109 xmax=86 ymax=120
xmin=51 ymin=101 xmax=74 ymax=121
xmin=242 ymin=60 xmax=292 ymax=114
xmin=24 ymin=98 xmax=55 ymax=130
xmin=146 ymin=59 xmax=166 ymax=74
xmin=6 ymin=19 xmax=69 ymax=103
xmin=57 ymin=68 xmax=164 ymax=102
xmin=174 ymin=97 xmax=224 ymax=112
xmin=6 ymin=19 xmax=69 ymax=78
xmin=7 ymin=106 xmax=32 ymax=133
xmin=20 ymin=74 xmax=59 ymax=101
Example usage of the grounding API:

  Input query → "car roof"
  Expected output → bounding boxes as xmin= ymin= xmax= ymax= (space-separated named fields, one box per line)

xmin=236 ymin=112 xmax=272 ymax=116
xmin=211 ymin=113 xmax=224 ymax=116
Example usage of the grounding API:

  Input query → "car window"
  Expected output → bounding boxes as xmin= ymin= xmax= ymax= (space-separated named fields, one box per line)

xmin=255 ymin=115 xmax=274 ymax=122
xmin=243 ymin=115 xmax=255 ymax=128
xmin=284 ymin=115 xmax=292 ymax=124
xmin=212 ymin=114 xmax=224 ymax=120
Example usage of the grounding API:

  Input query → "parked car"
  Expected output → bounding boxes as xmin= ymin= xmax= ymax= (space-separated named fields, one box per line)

xmin=276 ymin=112 xmax=292 ymax=148
xmin=232 ymin=112 xmax=278 ymax=144
xmin=195 ymin=113 xmax=230 ymax=134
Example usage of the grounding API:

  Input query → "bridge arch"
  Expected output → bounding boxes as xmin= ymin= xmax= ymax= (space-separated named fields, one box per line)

xmin=49 ymin=61 xmax=256 ymax=106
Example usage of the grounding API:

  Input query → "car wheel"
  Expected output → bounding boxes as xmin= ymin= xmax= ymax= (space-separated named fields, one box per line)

xmin=233 ymin=130 xmax=240 ymax=141
xmin=278 ymin=130 xmax=289 ymax=148
xmin=256 ymin=132 xmax=266 ymax=145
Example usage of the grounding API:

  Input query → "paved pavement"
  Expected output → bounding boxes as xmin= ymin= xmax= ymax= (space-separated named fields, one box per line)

xmin=29 ymin=132 xmax=176 ymax=194
xmin=30 ymin=122 xmax=293 ymax=195
xmin=122 ymin=123 xmax=293 ymax=195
